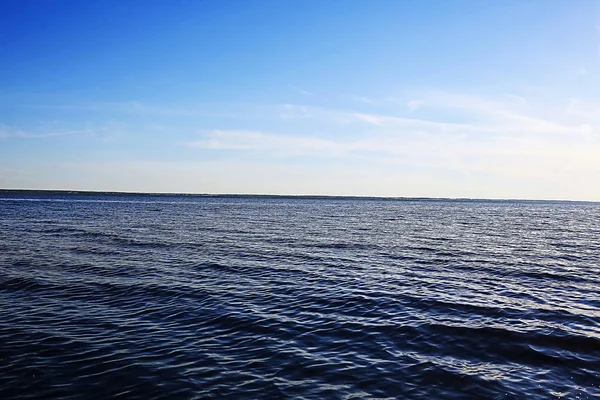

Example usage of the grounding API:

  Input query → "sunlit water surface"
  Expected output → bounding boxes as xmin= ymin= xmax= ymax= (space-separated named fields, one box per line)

xmin=1 ymin=193 xmax=599 ymax=399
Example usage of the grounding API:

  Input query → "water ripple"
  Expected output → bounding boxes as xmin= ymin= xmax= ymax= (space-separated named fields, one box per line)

xmin=1 ymin=194 xmax=599 ymax=399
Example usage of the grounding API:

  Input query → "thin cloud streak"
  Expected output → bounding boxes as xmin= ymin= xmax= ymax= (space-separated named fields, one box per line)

xmin=283 ymin=91 xmax=598 ymax=138
xmin=0 ymin=125 xmax=98 ymax=139
xmin=187 ymin=128 xmax=600 ymax=175
xmin=290 ymin=86 xmax=312 ymax=96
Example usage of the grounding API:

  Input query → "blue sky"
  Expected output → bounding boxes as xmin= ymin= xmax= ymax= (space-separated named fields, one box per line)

xmin=1 ymin=0 xmax=600 ymax=200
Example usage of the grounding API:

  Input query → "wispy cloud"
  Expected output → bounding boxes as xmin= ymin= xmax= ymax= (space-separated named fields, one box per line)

xmin=280 ymin=104 xmax=490 ymax=133
xmin=290 ymin=86 xmax=312 ymax=96
xmin=407 ymin=100 xmax=423 ymax=112
xmin=280 ymin=100 xmax=595 ymax=139
xmin=349 ymin=95 xmax=373 ymax=104
xmin=186 ymin=125 xmax=599 ymax=174
xmin=406 ymin=91 xmax=594 ymax=136
xmin=0 ymin=125 xmax=97 ymax=139
xmin=184 ymin=90 xmax=600 ymax=193
xmin=188 ymin=130 xmax=352 ymax=157
xmin=338 ymin=91 xmax=596 ymax=137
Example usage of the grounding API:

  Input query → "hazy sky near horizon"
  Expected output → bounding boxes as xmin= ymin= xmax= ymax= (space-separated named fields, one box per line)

xmin=1 ymin=0 xmax=600 ymax=200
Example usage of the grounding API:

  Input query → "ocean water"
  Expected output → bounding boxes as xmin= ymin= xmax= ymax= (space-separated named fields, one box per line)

xmin=1 ymin=192 xmax=599 ymax=399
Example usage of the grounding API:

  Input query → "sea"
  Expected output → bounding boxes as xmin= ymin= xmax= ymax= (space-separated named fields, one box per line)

xmin=0 ymin=191 xmax=599 ymax=399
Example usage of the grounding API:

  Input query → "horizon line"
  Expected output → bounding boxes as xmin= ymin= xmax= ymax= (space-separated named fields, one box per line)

xmin=0 ymin=188 xmax=597 ymax=204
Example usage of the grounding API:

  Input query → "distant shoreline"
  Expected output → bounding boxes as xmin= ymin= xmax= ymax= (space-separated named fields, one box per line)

xmin=0 ymin=188 xmax=596 ymax=204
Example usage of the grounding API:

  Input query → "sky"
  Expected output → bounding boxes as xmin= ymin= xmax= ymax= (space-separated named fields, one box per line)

xmin=1 ymin=0 xmax=600 ymax=200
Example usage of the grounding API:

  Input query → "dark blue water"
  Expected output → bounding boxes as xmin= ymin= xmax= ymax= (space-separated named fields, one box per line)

xmin=1 ymin=193 xmax=599 ymax=399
